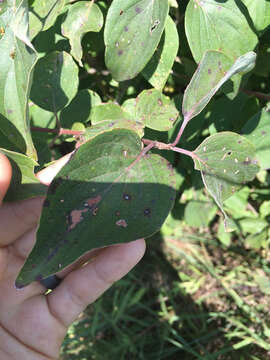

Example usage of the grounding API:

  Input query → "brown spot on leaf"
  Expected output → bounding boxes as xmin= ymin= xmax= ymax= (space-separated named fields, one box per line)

xmin=135 ymin=7 xmax=142 ymax=13
xmin=118 ymin=50 xmax=123 ymax=56
xmin=67 ymin=209 xmax=88 ymax=231
xmin=86 ymin=195 xmax=102 ymax=207
xmin=157 ymin=98 xmax=163 ymax=106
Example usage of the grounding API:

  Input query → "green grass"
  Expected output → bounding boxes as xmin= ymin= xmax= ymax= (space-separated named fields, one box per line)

xmin=60 ymin=220 xmax=270 ymax=360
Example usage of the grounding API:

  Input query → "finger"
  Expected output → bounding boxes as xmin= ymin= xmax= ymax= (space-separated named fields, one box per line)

xmin=0 ymin=153 xmax=12 ymax=204
xmin=0 ymin=153 xmax=72 ymax=246
xmin=47 ymin=239 xmax=146 ymax=327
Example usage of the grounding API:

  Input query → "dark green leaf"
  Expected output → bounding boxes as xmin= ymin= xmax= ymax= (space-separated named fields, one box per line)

xmin=60 ymin=89 xmax=101 ymax=128
xmin=0 ymin=0 xmax=37 ymax=159
xmin=142 ymin=15 xmax=179 ymax=90
xmin=16 ymin=129 xmax=176 ymax=287
xmin=104 ymin=0 xmax=169 ymax=81
xmin=61 ymin=1 xmax=103 ymax=66
xmin=185 ymin=0 xmax=258 ymax=63
xmin=135 ymin=89 xmax=178 ymax=131
xmin=194 ymin=132 xmax=259 ymax=231
xmin=30 ymin=51 xmax=79 ymax=112
xmin=242 ymin=108 xmax=270 ymax=170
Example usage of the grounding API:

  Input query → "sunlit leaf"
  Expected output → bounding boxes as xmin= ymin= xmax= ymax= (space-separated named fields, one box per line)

xmin=61 ymin=1 xmax=103 ymax=66
xmin=29 ymin=0 xmax=66 ymax=40
xmin=142 ymin=15 xmax=179 ymax=90
xmin=193 ymin=132 xmax=259 ymax=231
xmin=242 ymin=108 xmax=270 ymax=170
xmin=0 ymin=148 xmax=46 ymax=202
xmin=185 ymin=0 xmax=258 ymax=63
xmin=0 ymin=0 xmax=37 ymax=159
xmin=182 ymin=51 xmax=256 ymax=123
xmin=135 ymin=89 xmax=178 ymax=131
xmin=104 ymin=0 xmax=169 ymax=81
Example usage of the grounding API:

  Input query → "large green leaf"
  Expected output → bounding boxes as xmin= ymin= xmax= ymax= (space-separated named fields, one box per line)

xmin=242 ymin=109 xmax=270 ymax=170
xmin=193 ymin=132 xmax=259 ymax=231
xmin=0 ymin=148 xmax=46 ymax=202
xmin=0 ymin=0 xmax=37 ymax=159
xmin=15 ymin=129 xmax=176 ymax=288
xmin=135 ymin=89 xmax=179 ymax=131
xmin=104 ymin=0 xmax=169 ymax=81
xmin=142 ymin=15 xmax=179 ymax=90
xmin=29 ymin=0 xmax=66 ymax=40
xmin=61 ymin=1 xmax=103 ymax=66
xmin=182 ymin=51 xmax=256 ymax=123
xmin=185 ymin=0 xmax=258 ymax=63
xmin=30 ymin=51 xmax=79 ymax=112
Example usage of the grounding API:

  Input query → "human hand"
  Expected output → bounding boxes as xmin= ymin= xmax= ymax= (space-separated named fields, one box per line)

xmin=0 ymin=153 xmax=145 ymax=360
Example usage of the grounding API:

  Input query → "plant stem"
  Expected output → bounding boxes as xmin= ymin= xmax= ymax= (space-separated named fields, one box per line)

xmin=31 ymin=127 xmax=84 ymax=136
xmin=171 ymin=115 xmax=190 ymax=146
xmin=142 ymin=138 xmax=197 ymax=160
xmin=170 ymin=146 xmax=197 ymax=159
xmin=242 ymin=89 xmax=270 ymax=101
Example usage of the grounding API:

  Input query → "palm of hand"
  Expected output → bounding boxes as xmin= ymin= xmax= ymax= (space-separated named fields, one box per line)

xmin=0 ymin=154 xmax=145 ymax=359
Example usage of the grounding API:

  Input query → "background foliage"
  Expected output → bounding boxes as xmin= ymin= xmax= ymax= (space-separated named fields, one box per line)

xmin=1 ymin=0 xmax=270 ymax=358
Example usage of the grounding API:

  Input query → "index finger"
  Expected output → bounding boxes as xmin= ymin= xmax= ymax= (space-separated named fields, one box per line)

xmin=0 ymin=153 xmax=72 ymax=246
xmin=0 ymin=153 xmax=12 ymax=204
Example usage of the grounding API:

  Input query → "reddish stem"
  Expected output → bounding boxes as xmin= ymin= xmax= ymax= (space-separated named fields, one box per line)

xmin=31 ymin=127 xmax=84 ymax=136
xmin=242 ymin=89 xmax=270 ymax=101
xmin=171 ymin=115 xmax=190 ymax=146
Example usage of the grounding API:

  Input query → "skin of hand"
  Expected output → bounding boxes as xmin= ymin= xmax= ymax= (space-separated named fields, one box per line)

xmin=0 ymin=153 xmax=146 ymax=360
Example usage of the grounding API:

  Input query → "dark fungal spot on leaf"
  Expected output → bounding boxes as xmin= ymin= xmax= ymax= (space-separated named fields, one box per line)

xmin=123 ymin=193 xmax=131 ymax=201
xmin=261 ymin=130 xmax=266 ymax=135
xmin=208 ymin=69 xmax=212 ymax=74
xmin=135 ymin=7 xmax=142 ymax=13
xmin=227 ymin=151 xmax=232 ymax=156
xmin=238 ymin=140 xmax=242 ymax=144
xmin=144 ymin=208 xmax=151 ymax=216
xmin=118 ymin=50 xmax=123 ymax=56
xmin=150 ymin=20 xmax=160 ymax=33
xmin=124 ymin=26 xmax=129 ymax=32
xmin=43 ymin=199 xmax=50 ymax=207
xmin=115 ymin=210 xmax=120 ymax=216
xmin=120 ymin=10 xmax=123 ymax=15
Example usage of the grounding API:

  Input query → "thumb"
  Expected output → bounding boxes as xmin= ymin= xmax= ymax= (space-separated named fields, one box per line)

xmin=0 ymin=153 xmax=12 ymax=204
